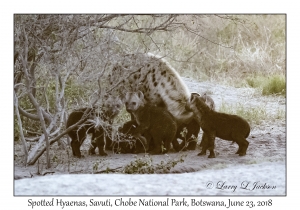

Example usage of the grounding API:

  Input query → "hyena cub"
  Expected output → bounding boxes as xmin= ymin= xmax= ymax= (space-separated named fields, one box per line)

xmin=66 ymin=96 xmax=122 ymax=158
xmin=66 ymin=107 xmax=96 ymax=158
xmin=200 ymin=93 xmax=215 ymax=111
xmin=186 ymin=93 xmax=250 ymax=158
xmin=88 ymin=96 xmax=123 ymax=154
xmin=123 ymin=91 xmax=177 ymax=154
xmin=191 ymin=92 xmax=215 ymax=111
xmin=116 ymin=120 xmax=152 ymax=154
xmin=177 ymin=92 xmax=215 ymax=151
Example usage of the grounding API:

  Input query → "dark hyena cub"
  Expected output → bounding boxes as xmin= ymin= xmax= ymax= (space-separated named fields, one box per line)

xmin=66 ymin=107 xmax=98 ymax=158
xmin=190 ymin=92 xmax=215 ymax=111
xmin=186 ymin=93 xmax=250 ymax=158
xmin=66 ymin=96 xmax=122 ymax=157
xmin=123 ymin=91 xmax=177 ymax=154
xmin=177 ymin=92 xmax=215 ymax=151
xmin=88 ymin=96 xmax=123 ymax=154
xmin=200 ymin=93 xmax=215 ymax=111
xmin=116 ymin=120 xmax=152 ymax=154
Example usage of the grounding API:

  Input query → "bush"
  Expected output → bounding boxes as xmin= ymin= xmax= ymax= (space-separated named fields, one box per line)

xmin=262 ymin=75 xmax=286 ymax=96
xmin=122 ymin=154 xmax=186 ymax=174
xmin=246 ymin=74 xmax=285 ymax=96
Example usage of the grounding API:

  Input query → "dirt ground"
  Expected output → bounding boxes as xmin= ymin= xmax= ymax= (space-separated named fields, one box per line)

xmin=14 ymin=78 xmax=286 ymax=195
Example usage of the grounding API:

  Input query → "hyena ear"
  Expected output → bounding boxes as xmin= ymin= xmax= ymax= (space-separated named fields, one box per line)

xmin=120 ymin=93 xmax=127 ymax=103
xmin=137 ymin=91 xmax=144 ymax=100
xmin=117 ymin=97 xmax=123 ymax=106
xmin=123 ymin=92 xmax=133 ymax=103
xmin=191 ymin=94 xmax=198 ymax=104
xmin=190 ymin=92 xmax=200 ymax=102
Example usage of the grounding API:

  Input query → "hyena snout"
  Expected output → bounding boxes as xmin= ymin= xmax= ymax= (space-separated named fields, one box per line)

xmin=125 ymin=101 xmax=139 ymax=112
xmin=185 ymin=102 xmax=191 ymax=112
xmin=112 ymin=106 xmax=122 ymax=116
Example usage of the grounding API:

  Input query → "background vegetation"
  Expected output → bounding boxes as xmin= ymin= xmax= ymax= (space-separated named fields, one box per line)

xmin=14 ymin=15 xmax=285 ymax=167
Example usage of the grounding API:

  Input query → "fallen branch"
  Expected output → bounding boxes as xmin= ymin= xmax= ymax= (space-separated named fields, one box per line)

xmin=93 ymin=167 xmax=122 ymax=174
xmin=42 ymin=171 xmax=55 ymax=176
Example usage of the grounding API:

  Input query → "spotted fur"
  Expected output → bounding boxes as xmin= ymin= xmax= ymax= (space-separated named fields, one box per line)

xmin=109 ymin=53 xmax=193 ymax=124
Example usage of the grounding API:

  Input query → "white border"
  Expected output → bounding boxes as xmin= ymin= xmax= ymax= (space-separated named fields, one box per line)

xmin=3 ymin=1 xmax=297 ymax=208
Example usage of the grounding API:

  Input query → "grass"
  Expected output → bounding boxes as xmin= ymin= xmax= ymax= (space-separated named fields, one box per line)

xmin=110 ymin=15 xmax=285 ymax=87
xmin=262 ymin=75 xmax=286 ymax=95
xmin=114 ymin=107 xmax=131 ymax=125
xmin=246 ymin=74 xmax=286 ymax=96
xmin=218 ymin=101 xmax=284 ymax=125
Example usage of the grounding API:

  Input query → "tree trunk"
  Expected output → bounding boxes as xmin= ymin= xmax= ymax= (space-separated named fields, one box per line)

xmin=14 ymin=91 xmax=28 ymax=166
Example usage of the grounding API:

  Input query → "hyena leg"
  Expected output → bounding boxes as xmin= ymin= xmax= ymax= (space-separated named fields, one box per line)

xmin=134 ymin=133 xmax=148 ymax=152
xmin=132 ymin=125 xmax=149 ymax=151
xmin=198 ymin=132 xmax=208 ymax=156
xmin=88 ymin=140 xmax=97 ymax=155
xmin=163 ymin=136 xmax=174 ymax=154
xmin=172 ymin=136 xmax=181 ymax=152
xmin=88 ymin=131 xmax=98 ymax=155
xmin=95 ymin=129 xmax=108 ymax=156
xmin=235 ymin=141 xmax=242 ymax=155
xmin=148 ymin=135 xmax=164 ymax=155
xmin=71 ymin=140 xmax=81 ymax=157
xmin=234 ymin=135 xmax=249 ymax=156
xmin=104 ymin=126 xmax=113 ymax=150
xmin=186 ymin=139 xmax=197 ymax=150
xmin=71 ymin=130 xmax=86 ymax=158
xmin=206 ymin=132 xmax=216 ymax=158
xmin=149 ymin=144 xmax=162 ymax=154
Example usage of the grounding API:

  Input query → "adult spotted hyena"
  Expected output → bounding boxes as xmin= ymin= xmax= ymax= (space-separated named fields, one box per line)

xmin=108 ymin=53 xmax=193 ymax=124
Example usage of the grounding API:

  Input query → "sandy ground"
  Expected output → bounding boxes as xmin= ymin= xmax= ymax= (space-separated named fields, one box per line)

xmin=14 ymin=161 xmax=285 ymax=196
xmin=14 ymin=78 xmax=286 ymax=196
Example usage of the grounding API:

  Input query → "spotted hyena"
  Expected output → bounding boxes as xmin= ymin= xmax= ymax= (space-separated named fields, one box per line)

xmin=186 ymin=93 xmax=250 ymax=158
xmin=66 ymin=96 xmax=122 ymax=158
xmin=88 ymin=96 xmax=123 ymax=154
xmin=176 ymin=92 xmax=215 ymax=151
xmin=108 ymin=53 xmax=193 ymax=124
xmin=123 ymin=91 xmax=178 ymax=154
xmin=115 ymin=120 xmax=153 ymax=154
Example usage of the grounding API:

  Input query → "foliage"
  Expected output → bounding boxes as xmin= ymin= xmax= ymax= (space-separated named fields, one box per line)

xmin=246 ymin=74 xmax=286 ymax=96
xmin=92 ymin=159 xmax=107 ymax=172
xmin=219 ymin=102 xmax=267 ymax=125
xmin=123 ymin=154 xmax=186 ymax=174
xmin=218 ymin=101 xmax=285 ymax=125
xmin=179 ymin=127 xmax=197 ymax=150
xmin=262 ymin=75 xmax=286 ymax=96
xmin=165 ymin=15 xmax=285 ymax=86
xmin=13 ymin=14 xmax=285 ymax=165
xmin=114 ymin=107 xmax=131 ymax=125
